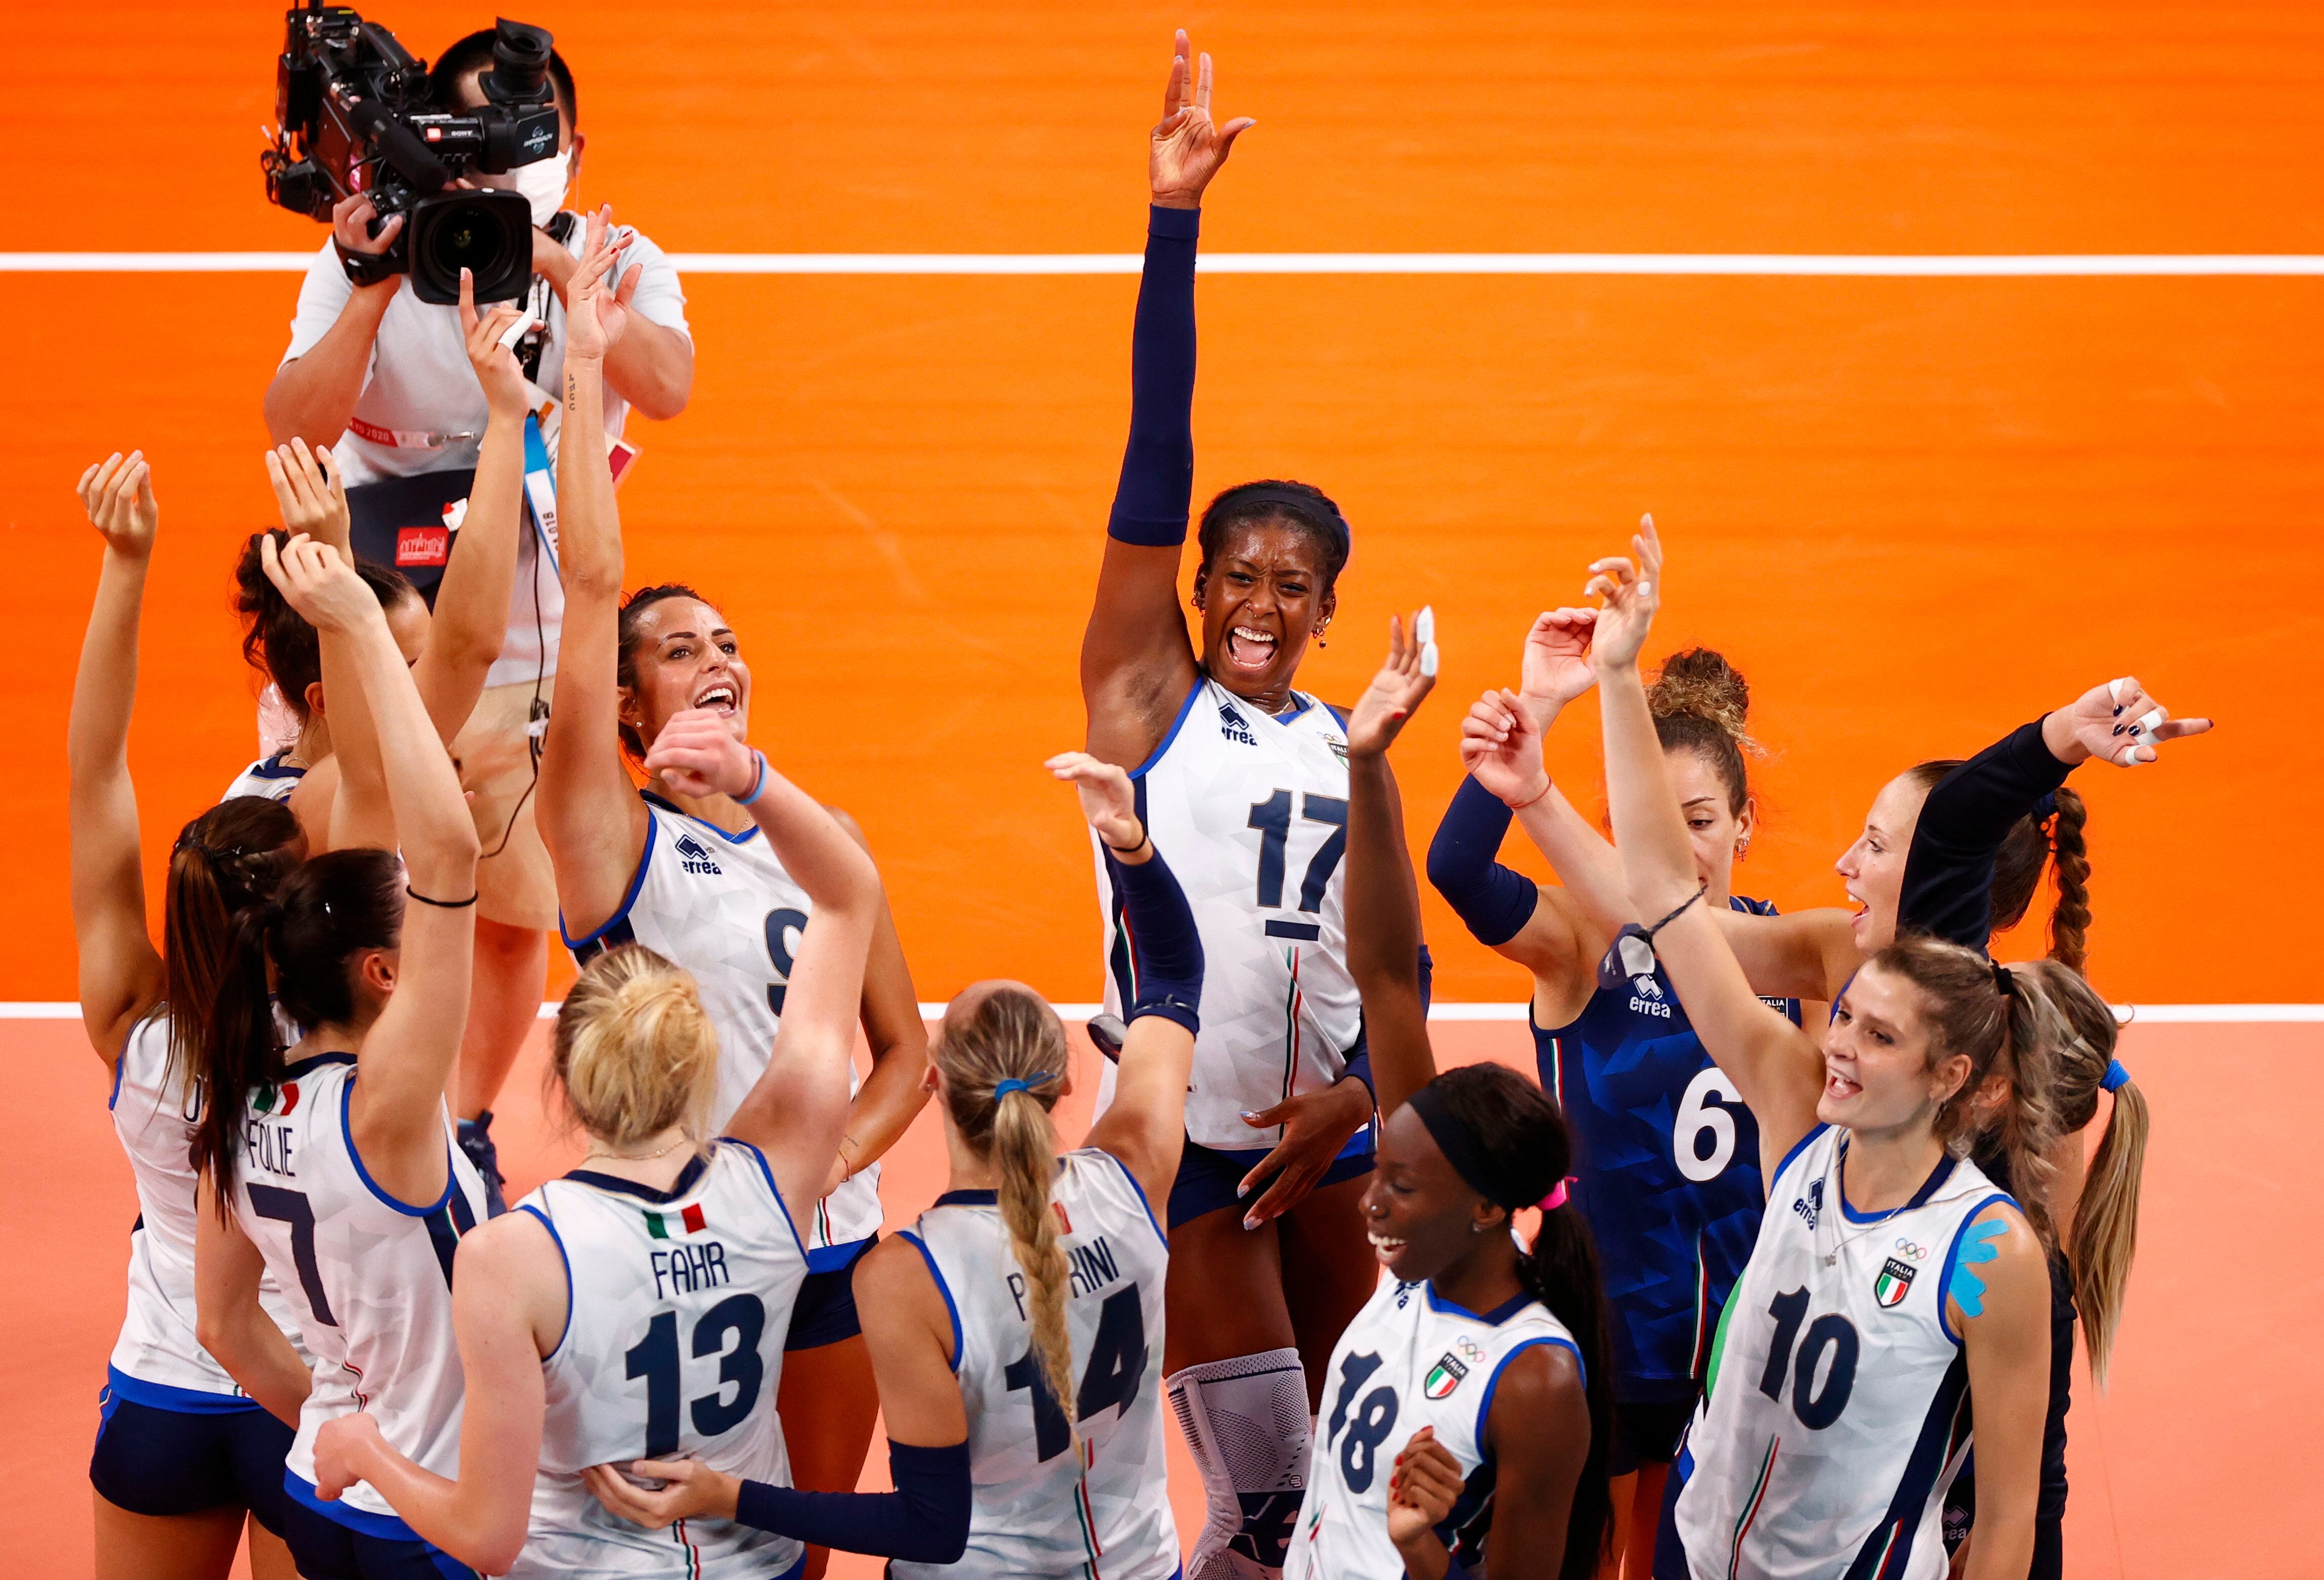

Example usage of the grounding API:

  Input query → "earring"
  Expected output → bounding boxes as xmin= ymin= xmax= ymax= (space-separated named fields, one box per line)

xmin=1736 ymin=839 xmax=1751 ymax=858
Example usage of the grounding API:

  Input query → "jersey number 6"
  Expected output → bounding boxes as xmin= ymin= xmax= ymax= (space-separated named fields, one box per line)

xmin=1673 ymin=1067 xmax=1744 ymax=1183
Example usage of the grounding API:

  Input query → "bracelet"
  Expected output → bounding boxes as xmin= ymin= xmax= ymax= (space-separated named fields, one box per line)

xmin=405 ymin=885 xmax=479 ymax=909
xmin=735 ymin=752 xmax=769 ymax=806
xmin=1506 ymin=778 xmax=1554 ymax=813
xmin=1102 ymin=831 xmax=1151 ymax=856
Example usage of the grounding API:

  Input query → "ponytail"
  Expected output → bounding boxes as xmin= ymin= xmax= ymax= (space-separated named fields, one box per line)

xmin=193 ymin=848 xmax=404 ymax=1216
xmin=191 ymin=900 xmax=288 ymax=1216
xmin=163 ymin=799 xmax=304 ymax=1112
xmin=2045 ymin=789 xmax=2091 ymax=973
xmin=1421 ymin=1063 xmax=1613 ymax=1580
xmin=934 ymin=985 xmax=1074 ymax=1426
xmin=1519 ymin=1204 xmax=1617 ymax=1580
xmin=2019 ymin=959 xmax=2145 ymax=1385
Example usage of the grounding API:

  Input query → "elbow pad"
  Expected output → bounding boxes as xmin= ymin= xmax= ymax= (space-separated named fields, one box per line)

xmin=1426 ymin=777 xmax=1540 ymax=947
xmin=1107 ymin=844 xmax=1203 ymax=1035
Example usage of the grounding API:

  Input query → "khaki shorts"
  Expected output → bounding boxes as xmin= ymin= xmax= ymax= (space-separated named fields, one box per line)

xmin=450 ymin=676 xmax=558 ymax=931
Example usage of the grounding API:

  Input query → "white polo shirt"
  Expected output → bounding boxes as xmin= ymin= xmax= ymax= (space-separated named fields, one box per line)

xmin=281 ymin=216 xmax=691 ymax=686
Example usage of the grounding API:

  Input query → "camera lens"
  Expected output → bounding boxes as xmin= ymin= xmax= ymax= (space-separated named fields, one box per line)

xmin=424 ymin=201 xmax=517 ymax=279
xmin=407 ymin=188 xmax=533 ymax=304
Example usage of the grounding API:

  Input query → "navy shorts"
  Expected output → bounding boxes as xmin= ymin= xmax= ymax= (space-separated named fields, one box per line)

xmin=284 ymin=1483 xmax=477 ymax=1579
xmin=786 ymin=1236 xmax=875 ymax=1350
xmin=1167 ymin=1131 xmax=1375 ymax=1230
xmin=1608 ymin=1395 xmax=1696 ymax=1476
xmin=90 ymin=1370 xmax=295 ymax=1533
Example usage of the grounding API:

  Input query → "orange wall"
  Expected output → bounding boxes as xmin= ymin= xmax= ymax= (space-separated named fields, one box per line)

xmin=5 ymin=4 xmax=2319 ymax=1003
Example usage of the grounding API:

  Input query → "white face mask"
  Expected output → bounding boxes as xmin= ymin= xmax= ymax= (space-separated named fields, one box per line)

xmin=511 ymin=149 xmax=571 ymax=228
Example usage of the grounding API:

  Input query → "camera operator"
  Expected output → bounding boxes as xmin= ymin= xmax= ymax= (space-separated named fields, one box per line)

xmin=262 ymin=29 xmax=695 ymax=1208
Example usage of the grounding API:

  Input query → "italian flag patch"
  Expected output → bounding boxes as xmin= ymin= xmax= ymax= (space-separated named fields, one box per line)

xmin=645 ymin=1204 xmax=707 ymax=1239
xmin=253 ymin=1081 xmax=301 ymax=1116
xmin=1424 ymin=1354 xmax=1469 ymax=1399
xmin=1874 ymin=1256 xmax=1917 ymax=1308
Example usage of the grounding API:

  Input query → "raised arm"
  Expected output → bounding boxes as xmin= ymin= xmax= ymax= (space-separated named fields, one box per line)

xmin=1589 ymin=521 xmax=1823 ymax=1167
xmin=67 ymin=452 xmax=165 ymax=1063
xmin=816 ymin=808 xmax=933 ymax=1198
xmin=265 ymin=535 xmax=481 ymax=1202
xmin=1900 ymin=677 xmax=2212 ymax=954
xmin=1341 ymin=612 xmax=1439 ymax=1117
xmin=308 ymin=1213 xmax=562 ymax=1574
xmin=1080 ymin=32 xmax=1253 ymax=767
xmin=1061 ymin=752 xmax=1203 ymax=1208
xmin=538 ymin=210 xmax=653 ymax=937
xmin=681 ymin=730 xmax=884 ymax=1222
xmin=406 ymin=271 xmax=528 ymax=742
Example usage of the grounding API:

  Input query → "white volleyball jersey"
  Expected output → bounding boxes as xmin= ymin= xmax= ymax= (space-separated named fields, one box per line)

xmin=890 ymin=1149 xmax=1176 ymax=1580
xmin=1664 ymin=1126 xmax=2013 ymax=1580
xmin=1096 ymin=678 xmax=1363 ymax=1150
xmin=1289 ymin=1276 xmax=1581 ymax=1580
xmin=106 ymin=1011 xmax=309 ymax=1402
xmin=221 ymin=750 xmax=306 ymax=803
xmin=563 ymin=791 xmax=880 ymax=1261
xmin=228 ymin=1051 xmax=489 ymax=1524
xmin=510 ymin=1141 xmax=809 ymax=1579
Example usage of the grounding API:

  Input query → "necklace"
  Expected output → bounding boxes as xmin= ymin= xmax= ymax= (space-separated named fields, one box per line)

xmin=583 ymin=1135 xmax=692 ymax=1165
xmin=1815 ymin=1136 xmax=1933 ymax=1268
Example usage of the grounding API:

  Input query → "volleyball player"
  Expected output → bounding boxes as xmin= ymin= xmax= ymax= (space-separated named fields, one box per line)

xmin=305 ymin=730 xmax=884 ymax=1576
xmin=1080 ymin=35 xmax=1406 ymax=1574
xmin=1285 ymin=612 xmax=1613 ymax=1580
xmin=585 ymin=750 xmax=1204 ymax=1578
xmin=1429 ymin=618 xmax=1799 ymax=1577
xmin=537 ymin=211 xmax=929 ymax=1565
xmin=68 ymin=452 xmax=306 ymax=1580
xmin=1579 ymin=522 xmax=2103 ymax=1580
xmin=229 ymin=272 xmax=529 ymax=892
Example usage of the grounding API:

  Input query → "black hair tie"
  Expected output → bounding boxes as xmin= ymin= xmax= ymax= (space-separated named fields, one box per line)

xmin=1991 ymin=960 xmax=2016 ymax=999
xmin=406 ymin=885 xmax=479 ymax=909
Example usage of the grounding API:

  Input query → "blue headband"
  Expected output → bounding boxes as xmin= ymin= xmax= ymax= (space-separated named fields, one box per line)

xmin=2100 ymin=1059 xmax=2131 ymax=1093
xmin=992 ymin=1074 xmax=1051 ymax=1101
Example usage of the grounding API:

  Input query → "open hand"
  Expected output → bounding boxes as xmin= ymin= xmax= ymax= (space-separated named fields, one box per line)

xmin=263 ymin=438 xmax=351 ymax=551
xmin=1235 ymin=1078 xmax=1374 ymax=1228
xmin=311 ymin=1411 xmax=383 ymax=1502
xmin=1461 ymin=688 xmax=1551 ymax=808
xmin=1345 ymin=608 xmax=1439 ymax=761
xmin=2043 ymin=676 xmax=2214 ymax=768
xmin=1519 ymin=607 xmax=1598 ymax=723
xmin=261 ymin=532 xmax=381 ymax=636
xmin=582 ymin=1458 xmax=743 ymax=1529
xmin=1047 ymin=751 xmax=1145 ymax=853
xmin=1387 ymin=1426 xmax=1463 ymax=1550
xmin=642 ymin=708 xmax=761 ymax=800
xmin=1586 ymin=514 xmax=1663 ymax=674
xmin=1150 ymin=30 xmax=1256 ymax=209
xmin=77 ymin=450 xmax=158 ymax=559
xmin=565 ymin=205 xmax=639 ymax=362
xmin=459 ymin=267 xmax=533 ymax=417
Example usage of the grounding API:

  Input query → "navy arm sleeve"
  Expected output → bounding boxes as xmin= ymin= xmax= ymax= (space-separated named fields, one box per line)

xmin=1424 ymin=775 xmax=1542 ymax=948
xmin=732 ymin=1440 xmax=970 ymax=1564
xmin=1109 ymin=843 xmax=1204 ymax=1035
xmin=1107 ymin=206 xmax=1201 ymax=546
xmin=1898 ymin=718 xmax=2071 ymax=953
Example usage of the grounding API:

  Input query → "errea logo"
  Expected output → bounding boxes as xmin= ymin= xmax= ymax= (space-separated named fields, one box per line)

xmin=1218 ymin=703 xmax=1259 ymax=747
xmin=674 ymin=832 xmax=722 ymax=876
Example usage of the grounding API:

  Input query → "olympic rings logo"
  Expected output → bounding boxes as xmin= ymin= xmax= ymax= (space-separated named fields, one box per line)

xmin=1893 ymin=1239 xmax=1929 ymax=1260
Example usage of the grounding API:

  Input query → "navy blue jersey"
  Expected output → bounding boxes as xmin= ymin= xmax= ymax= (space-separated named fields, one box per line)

xmin=1533 ymin=894 xmax=1800 ymax=1403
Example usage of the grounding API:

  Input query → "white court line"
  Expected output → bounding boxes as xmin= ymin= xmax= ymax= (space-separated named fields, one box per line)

xmin=2 ymin=1001 xmax=2316 ymax=1023
xmin=4 ymin=252 xmax=2324 ymax=278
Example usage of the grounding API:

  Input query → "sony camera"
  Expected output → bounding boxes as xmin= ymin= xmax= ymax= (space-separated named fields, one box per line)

xmin=262 ymin=5 xmax=559 ymax=304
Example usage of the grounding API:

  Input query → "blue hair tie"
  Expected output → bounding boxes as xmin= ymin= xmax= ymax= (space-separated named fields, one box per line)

xmin=2032 ymin=791 xmax=2058 ymax=820
xmin=2100 ymin=1058 xmax=2131 ymax=1093
xmin=992 ymin=1074 xmax=1050 ymax=1101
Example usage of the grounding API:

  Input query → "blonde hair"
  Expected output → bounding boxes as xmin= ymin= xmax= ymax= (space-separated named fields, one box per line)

xmin=549 ymin=944 xmax=720 ymax=1153
xmin=936 ymin=986 xmax=1074 ymax=1425
xmin=2020 ymin=959 xmax=2147 ymax=1386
